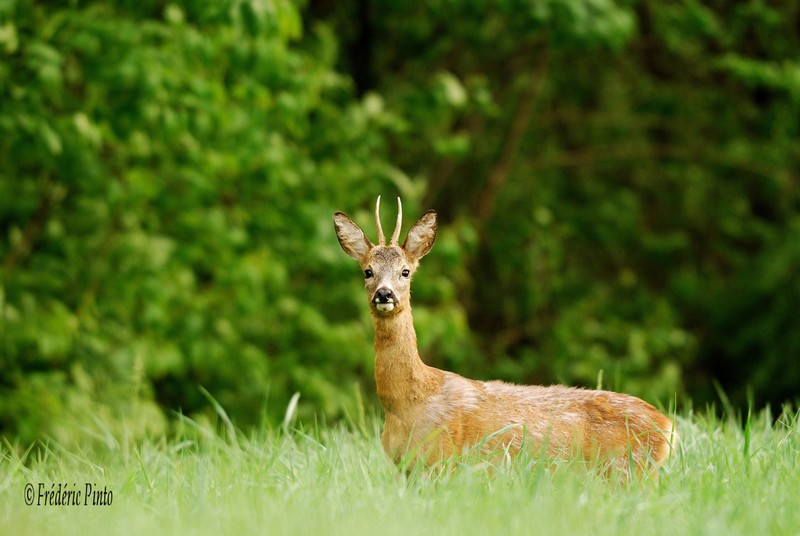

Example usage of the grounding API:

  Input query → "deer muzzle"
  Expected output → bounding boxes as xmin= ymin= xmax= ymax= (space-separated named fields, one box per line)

xmin=373 ymin=287 xmax=396 ymax=312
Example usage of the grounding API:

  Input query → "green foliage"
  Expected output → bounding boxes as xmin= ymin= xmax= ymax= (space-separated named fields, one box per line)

xmin=313 ymin=0 xmax=800 ymax=409
xmin=0 ymin=0 xmax=410 ymax=443
xmin=1 ymin=0 xmax=800 ymax=443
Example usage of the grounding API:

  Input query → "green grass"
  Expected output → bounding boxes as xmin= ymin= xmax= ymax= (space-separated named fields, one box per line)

xmin=2 ymin=405 xmax=799 ymax=535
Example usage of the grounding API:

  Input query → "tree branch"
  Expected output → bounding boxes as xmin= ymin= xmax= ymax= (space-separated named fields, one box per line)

xmin=3 ymin=179 xmax=65 ymax=274
xmin=475 ymin=48 xmax=549 ymax=236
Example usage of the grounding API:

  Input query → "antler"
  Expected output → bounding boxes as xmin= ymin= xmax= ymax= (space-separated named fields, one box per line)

xmin=390 ymin=197 xmax=402 ymax=245
xmin=375 ymin=196 xmax=386 ymax=245
xmin=375 ymin=196 xmax=403 ymax=246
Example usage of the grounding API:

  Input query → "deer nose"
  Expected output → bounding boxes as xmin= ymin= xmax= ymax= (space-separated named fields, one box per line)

xmin=374 ymin=288 xmax=395 ymax=303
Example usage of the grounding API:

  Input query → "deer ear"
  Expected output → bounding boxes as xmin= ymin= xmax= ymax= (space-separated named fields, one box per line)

xmin=403 ymin=210 xmax=437 ymax=261
xmin=334 ymin=212 xmax=373 ymax=260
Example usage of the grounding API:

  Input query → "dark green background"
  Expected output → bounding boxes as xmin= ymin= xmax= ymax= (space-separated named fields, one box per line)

xmin=2 ymin=0 xmax=799 ymax=444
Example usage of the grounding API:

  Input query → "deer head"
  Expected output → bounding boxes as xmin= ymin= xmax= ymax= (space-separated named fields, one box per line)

xmin=334 ymin=197 xmax=437 ymax=316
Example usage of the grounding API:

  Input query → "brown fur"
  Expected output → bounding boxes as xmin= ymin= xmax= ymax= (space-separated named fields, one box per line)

xmin=334 ymin=200 xmax=676 ymax=478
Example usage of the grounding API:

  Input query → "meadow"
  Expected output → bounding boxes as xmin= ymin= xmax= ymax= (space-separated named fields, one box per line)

xmin=2 ymin=401 xmax=799 ymax=536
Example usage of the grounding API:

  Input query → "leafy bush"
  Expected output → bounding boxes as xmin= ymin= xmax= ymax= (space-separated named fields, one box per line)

xmin=2 ymin=0 xmax=800 ymax=444
xmin=0 ymin=0 xmax=429 ymax=444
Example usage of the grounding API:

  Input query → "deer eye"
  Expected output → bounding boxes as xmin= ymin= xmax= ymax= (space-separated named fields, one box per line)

xmin=401 ymin=269 xmax=410 ymax=278
xmin=364 ymin=269 xmax=373 ymax=279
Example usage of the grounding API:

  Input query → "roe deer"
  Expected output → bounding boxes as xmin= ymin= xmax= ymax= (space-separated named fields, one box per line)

xmin=334 ymin=197 xmax=676 ymax=478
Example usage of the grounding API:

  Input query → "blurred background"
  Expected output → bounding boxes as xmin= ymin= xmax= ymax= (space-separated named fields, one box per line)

xmin=2 ymin=0 xmax=799 ymax=445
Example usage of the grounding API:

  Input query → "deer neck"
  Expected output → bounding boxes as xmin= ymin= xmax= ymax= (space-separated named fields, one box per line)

xmin=372 ymin=306 xmax=442 ymax=412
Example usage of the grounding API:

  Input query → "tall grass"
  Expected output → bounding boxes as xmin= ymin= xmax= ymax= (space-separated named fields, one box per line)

xmin=2 ymin=404 xmax=799 ymax=535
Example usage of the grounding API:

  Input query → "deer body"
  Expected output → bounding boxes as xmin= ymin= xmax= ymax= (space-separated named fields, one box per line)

xmin=334 ymin=198 xmax=675 ymax=476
